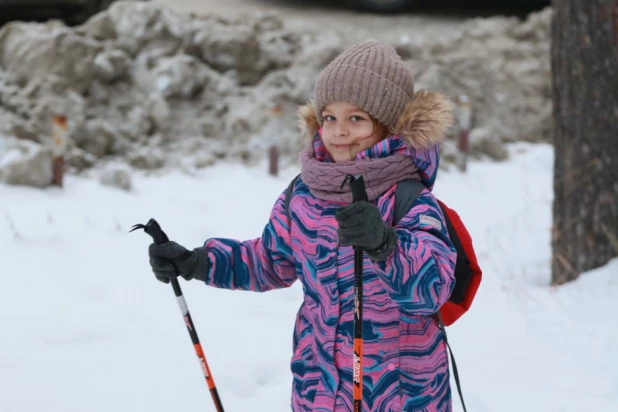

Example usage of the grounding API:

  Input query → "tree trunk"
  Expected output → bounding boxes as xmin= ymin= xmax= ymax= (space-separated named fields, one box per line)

xmin=551 ymin=0 xmax=618 ymax=285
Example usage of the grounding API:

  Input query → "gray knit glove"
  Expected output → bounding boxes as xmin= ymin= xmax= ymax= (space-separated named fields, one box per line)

xmin=335 ymin=201 xmax=397 ymax=262
xmin=148 ymin=242 xmax=209 ymax=283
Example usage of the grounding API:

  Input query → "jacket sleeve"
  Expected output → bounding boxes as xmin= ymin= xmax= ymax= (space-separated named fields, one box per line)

xmin=371 ymin=191 xmax=456 ymax=316
xmin=202 ymin=191 xmax=297 ymax=292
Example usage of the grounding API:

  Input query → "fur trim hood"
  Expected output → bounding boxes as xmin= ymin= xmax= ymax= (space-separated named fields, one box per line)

xmin=297 ymin=90 xmax=455 ymax=150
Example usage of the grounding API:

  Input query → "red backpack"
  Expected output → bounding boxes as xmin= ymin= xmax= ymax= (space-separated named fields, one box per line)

xmin=391 ymin=180 xmax=482 ymax=326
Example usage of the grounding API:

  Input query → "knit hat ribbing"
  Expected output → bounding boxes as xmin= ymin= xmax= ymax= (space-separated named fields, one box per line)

xmin=314 ymin=41 xmax=415 ymax=131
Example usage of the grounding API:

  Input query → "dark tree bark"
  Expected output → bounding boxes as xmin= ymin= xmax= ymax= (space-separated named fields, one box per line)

xmin=551 ymin=0 xmax=618 ymax=285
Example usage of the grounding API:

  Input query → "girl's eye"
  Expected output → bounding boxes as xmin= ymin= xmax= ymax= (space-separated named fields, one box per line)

xmin=324 ymin=115 xmax=336 ymax=121
xmin=351 ymin=116 xmax=365 ymax=122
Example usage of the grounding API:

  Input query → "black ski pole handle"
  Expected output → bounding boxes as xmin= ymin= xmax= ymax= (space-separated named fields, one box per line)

xmin=136 ymin=218 xmax=169 ymax=245
xmin=342 ymin=174 xmax=368 ymax=203
xmin=131 ymin=219 xmax=182 ymax=295
xmin=350 ymin=176 xmax=368 ymax=203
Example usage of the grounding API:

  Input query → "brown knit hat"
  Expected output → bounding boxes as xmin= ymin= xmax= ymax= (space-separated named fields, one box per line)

xmin=314 ymin=41 xmax=415 ymax=131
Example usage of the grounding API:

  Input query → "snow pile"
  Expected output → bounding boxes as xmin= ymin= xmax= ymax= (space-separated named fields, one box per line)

xmin=0 ymin=1 xmax=553 ymax=187
xmin=1 ymin=143 xmax=617 ymax=411
xmin=99 ymin=163 xmax=132 ymax=191
xmin=402 ymin=9 xmax=553 ymax=158
xmin=0 ymin=137 xmax=53 ymax=187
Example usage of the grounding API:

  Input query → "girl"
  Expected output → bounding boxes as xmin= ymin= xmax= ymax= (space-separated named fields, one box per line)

xmin=148 ymin=41 xmax=457 ymax=412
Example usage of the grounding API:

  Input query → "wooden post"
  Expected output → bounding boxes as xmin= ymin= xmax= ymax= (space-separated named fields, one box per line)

xmin=269 ymin=145 xmax=279 ymax=177
xmin=456 ymin=95 xmax=472 ymax=172
xmin=268 ymin=105 xmax=283 ymax=177
xmin=51 ymin=115 xmax=68 ymax=187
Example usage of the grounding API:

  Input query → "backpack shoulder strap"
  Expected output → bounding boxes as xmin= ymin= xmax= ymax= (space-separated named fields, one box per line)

xmin=285 ymin=174 xmax=301 ymax=227
xmin=393 ymin=179 xmax=426 ymax=226
xmin=435 ymin=312 xmax=468 ymax=412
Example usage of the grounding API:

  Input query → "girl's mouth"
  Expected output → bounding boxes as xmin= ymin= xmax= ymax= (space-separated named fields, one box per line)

xmin=332 ymin=144 xmax=352 ymax=150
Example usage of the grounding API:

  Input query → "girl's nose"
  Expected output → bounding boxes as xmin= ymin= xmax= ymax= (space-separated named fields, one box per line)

xmin=334 ymin=123 xmax=349 ymax=138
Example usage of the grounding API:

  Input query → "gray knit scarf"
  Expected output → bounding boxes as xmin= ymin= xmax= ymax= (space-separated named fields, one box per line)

xmin=299 ymin=142 xmax=420 ymax=203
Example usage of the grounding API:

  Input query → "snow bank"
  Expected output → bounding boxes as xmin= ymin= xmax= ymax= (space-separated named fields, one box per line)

xmin=402 ymin=10 xmax=553 ymax=147
xmin=0 ymin=1 xmax=553 ymax=186
xmin=0 ymin=137 xmax=53 ymax=187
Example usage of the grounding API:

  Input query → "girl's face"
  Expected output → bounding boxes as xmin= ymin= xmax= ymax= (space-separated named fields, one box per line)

xmin=321 ymin=102 xmax=388 ymax=162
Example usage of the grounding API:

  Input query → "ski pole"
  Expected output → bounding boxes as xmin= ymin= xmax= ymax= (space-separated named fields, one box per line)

xmin=131 ymin=219 xmax=225 ymax=412
xmin=343 ymin=174 xmax=368 ymax=412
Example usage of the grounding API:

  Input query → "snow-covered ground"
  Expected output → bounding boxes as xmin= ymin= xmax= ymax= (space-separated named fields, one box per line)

xmin=1 ymin=143 xmax=617 ymax=412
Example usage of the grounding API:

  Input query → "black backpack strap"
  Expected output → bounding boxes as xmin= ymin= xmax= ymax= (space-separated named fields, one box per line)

xmin=435 ymin=313 xmax=467 ymax=412
xmin=285 ymin=174 xmax=301 ymax=227
xmin=393 ymin=179 xmax=426 ymax=226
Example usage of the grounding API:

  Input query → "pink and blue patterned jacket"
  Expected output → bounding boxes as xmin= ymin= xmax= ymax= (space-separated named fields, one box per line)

xmin=204 ymin=92 xmax=457 ymax=411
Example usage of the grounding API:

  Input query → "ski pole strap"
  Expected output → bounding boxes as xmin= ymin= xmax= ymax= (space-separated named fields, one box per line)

xmin=435 ymin=313 xmax=467 ymax=412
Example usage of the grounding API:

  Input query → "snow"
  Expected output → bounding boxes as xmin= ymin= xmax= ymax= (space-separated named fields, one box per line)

xmin=0 ymin=147 xmax=21 ymax=168
xmin=1 ymin=143 xmax=617 ymax=411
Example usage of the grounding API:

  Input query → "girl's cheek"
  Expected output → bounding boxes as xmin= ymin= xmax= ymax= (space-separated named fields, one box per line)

xmin=353 ymin=123 xmax=372 ymax=137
